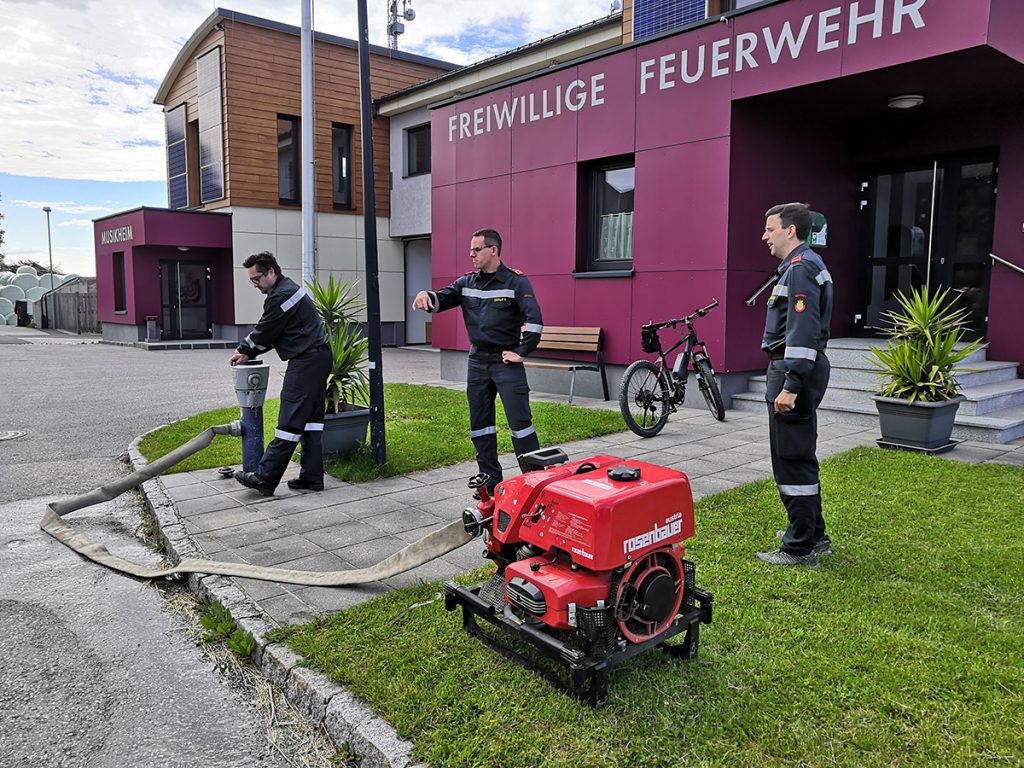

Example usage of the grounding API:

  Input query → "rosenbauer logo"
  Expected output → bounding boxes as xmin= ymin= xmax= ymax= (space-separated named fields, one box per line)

xmin=623 ymin=512 xmax=682 ymax=555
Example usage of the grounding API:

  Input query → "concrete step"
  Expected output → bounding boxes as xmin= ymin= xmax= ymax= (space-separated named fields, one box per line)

xmin=826 ymin=338 xmax=988 ymax=367
xmin=744 ymin=375 xmax=1024 ymax=416
xmin=733 ymin=337 xmax=1024 ymax=443
xmin=731 ymin=391 xmax=1024 ymax=444
xmin=824 ymin=359 xmax=1019 ymax=389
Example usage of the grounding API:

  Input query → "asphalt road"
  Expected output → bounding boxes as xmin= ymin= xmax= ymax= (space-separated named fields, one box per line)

xmin=0 ymin=494 xmax=292 ymax=768
xmin=0 ymin=339 xmax=287 ymax=503
xmin=0 ymin=333 xmax=444 ymax=766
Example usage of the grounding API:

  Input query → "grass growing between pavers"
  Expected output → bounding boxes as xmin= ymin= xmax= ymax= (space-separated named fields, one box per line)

xmin=138 ymin=383 xmax=625 ymax=482
xmin=269 ymin=447 xmax=1024 ymax=768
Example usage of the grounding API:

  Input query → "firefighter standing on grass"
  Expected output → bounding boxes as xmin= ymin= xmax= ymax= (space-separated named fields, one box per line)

xmin=757 ymin=203 xmax=834 ymax=567
xmin=412 ymin=228 xmax=544 ymax=492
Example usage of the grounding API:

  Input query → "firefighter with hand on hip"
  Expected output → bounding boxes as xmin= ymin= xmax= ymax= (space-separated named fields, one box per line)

xmin=412 ymin=228 xmax=544 ymax=493
xmin=757 ymin=203 xmax=834 ymax=566
xmin=229 ymin=251 xmax=331 ymax=496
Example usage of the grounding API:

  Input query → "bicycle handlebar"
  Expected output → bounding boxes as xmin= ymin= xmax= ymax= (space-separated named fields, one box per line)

xmin=644 ymin=298 xmax=719 ymax=331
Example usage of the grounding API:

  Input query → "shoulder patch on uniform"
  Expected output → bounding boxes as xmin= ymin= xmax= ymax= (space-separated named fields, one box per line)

xmin=794 ymin=298 xmax=806 ymax=313
xmin=790 ymin=255 xmax=803 ymax=264
xmin=512 ymin=268 xmax=524 ymax=275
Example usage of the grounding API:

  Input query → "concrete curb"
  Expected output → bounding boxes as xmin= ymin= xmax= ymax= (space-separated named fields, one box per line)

xmin=127 ymin=429 xmax=421 ymax=768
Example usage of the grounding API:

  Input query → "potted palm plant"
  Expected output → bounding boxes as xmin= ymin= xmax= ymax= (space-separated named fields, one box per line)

xmin=308 ymin=275 xmax=370 ymax=456
xmin=869 ymin=286 xmax=985 ymax=452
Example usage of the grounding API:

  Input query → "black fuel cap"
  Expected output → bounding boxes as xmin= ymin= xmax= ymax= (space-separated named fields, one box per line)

xmin=607 ymin=464 xmax=641 ymax=482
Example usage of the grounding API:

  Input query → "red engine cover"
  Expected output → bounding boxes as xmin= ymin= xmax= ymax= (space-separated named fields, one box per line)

xmin=504 ymin=458 xmax=695 ymax=572
xmin=504 ymin=557 xmax=613 ymax=631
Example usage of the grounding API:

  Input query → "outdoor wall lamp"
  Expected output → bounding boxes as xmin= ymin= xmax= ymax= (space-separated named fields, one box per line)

xmin=887 ymin=94 xmax=924 ymax=109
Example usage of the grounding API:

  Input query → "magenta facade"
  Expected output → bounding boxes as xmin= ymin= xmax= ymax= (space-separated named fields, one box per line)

xmin=94 ymin=208 xmax=234 ymax=341
xmin=431 ymin=0 xmax=1024 ymax=374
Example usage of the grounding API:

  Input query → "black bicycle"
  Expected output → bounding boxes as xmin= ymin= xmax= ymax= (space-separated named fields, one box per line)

xmin=619 ymin=299 xmax=725 ymax=436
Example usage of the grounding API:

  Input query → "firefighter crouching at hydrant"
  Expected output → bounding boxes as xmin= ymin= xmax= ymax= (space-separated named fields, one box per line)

xmin=757 ymin=203 xmax=834 ymax=566
xmin=230 ymin=251 xmax=331 ymax=496
xmin=412 ymin=228 xmax=544 ymax=494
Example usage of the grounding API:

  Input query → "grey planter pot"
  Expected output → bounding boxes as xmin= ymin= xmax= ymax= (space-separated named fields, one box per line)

xmin=323 ymin=406 xmax=370 ymax=456
xmin=873 ymin=395 xmax=963 ymax=452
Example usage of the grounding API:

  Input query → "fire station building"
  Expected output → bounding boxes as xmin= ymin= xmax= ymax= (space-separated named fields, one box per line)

xmin=405 ymin=0 xmax=1023 ymax=441
xmin=96 ymin=0 xmax=1024 ymax=439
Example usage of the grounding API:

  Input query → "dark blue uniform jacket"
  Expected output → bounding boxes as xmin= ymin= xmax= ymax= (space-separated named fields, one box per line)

xmin=236 ymin=275 xmax=328 ymax=361
xmin=762 ymin=243 xmax=833 ymax=394
xmin=428 ymin=262 xmax=544 ymax=357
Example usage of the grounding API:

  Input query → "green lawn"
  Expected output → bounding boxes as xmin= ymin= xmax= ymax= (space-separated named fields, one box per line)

xmin=137 ymin=383 xmax=625 ymax=482
xmin=270 ymin=447 xmax=1024 ymax=768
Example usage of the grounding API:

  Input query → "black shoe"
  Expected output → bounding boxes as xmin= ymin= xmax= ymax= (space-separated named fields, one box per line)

xmin=756 ymin=548 xmax=819 ymax=567
xmin=776 ymin=530 xmax=832 ymax=555
xmin=233 ymin=470 xmax=275 ymax=496
xmin=287 ymin=477 xmax=324 ymax=492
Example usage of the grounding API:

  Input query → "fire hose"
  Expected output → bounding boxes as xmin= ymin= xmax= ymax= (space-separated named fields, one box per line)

xmin=40 ymin=421 xmax=472 ymax=585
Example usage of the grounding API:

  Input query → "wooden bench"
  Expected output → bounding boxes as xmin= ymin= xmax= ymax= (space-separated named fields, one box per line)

xmin=523 ymin=326 xmax=608 ymax=404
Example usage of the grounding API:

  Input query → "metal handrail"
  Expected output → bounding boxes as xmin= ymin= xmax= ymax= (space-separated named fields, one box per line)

xmin=744 ymin=272 xmax=779 ymax=307
xmin=991 ymin=252 xmax=1024 ymax=277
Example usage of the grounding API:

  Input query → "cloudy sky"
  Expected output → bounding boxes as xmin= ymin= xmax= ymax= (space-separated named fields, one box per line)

xmin=0 ymin=0 xmax=613 ymax=276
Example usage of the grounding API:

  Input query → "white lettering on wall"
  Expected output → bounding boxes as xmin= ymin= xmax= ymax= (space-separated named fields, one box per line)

xmin=893 ymin=0 xmax=926 ymax=33
xmin=848 ymin=0 xmax=886 ymax=45
xmin=100 ymin=225 xmax=133 ymax=245
xmin=764 ymin=16 xmax=813 ymax=64
xmin=447 ymin=0 xmax=930 ymax=143
xmin=711 ymin=38 xmax=731 ymax=77
xmin=817 ymin=7 xmax=842 ymax=51
xmin=736 ymin=32 xmax=760 ymax=71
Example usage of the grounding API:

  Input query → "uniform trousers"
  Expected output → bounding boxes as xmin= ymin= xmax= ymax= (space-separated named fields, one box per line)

xmin=765 ymin=354 xmax=831 ymax=556
xmin=257 ymin=344 xmax=332 ymax=488
xmin=466 ymin=353 xmax=540 ymax=488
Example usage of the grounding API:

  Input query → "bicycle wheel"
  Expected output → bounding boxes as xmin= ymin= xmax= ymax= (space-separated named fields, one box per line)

xmin=694 ymin=357 xmax=726 ymax=421
xmin=619 ymin=360 xmax=671 ymax=437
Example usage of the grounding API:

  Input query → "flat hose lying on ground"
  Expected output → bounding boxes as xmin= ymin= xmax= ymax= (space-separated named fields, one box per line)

xmin=41 ymin=422 xmax=472 ymax=585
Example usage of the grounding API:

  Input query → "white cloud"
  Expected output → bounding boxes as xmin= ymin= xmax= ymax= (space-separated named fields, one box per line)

xmin=57 ymin=218 xmax=98 ymax=228
xmin=9 ymin=199 xmax=118 ymax=216
xmin=0 ymin=0 xmax=610 ymax=182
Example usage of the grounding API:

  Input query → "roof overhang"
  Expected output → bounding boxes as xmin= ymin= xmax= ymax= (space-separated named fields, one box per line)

xmin=155 ymin=7 xmax=457 ymax=106
xmin=375 ymin=14 xmax=623 ymax=116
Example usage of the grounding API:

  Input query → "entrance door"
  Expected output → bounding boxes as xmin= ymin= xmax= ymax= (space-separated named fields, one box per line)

xmin=160 ymin=260 xmax=213 ymax=340
xmin=856 ymin=153 xmax=996 ymax=339
xmin=404 ymin=239 xmax=432 ymax=345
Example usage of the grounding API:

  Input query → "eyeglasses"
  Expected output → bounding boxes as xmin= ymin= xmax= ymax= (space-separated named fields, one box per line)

xmin=469 ymin=245 xmax=494 ymax=255
xmin=248 ymin=273 xmax=264 ymax=285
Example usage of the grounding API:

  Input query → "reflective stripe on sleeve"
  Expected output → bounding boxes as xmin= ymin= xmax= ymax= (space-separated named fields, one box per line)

xmin=243 ymin=334 xmax=268 ymax=352
xmin=770 ymin=284 xmax=789 ymax=297
xmin=281 ymin=287 xmax=307 ymax=313
xmin=816 ymin=270 xmax=833 ymax=285
xmin=778 ymin=483 xmax=820 ymax=496
xmin=462 ymin=288 xmax=516 ymax=299
xmin=304 ymin=423 xmax=324 ymax=432
xmin=510 ymin=425 xmax=536 ymax=439
xmin=522 ymin=323 xmax=544 ymax=334
xmin=275 ymin=428 xmax=302 ymax=442
xmin=784 ymin=346 xmax=818 ymax=361
xmin=469 ymin=426 xmax=497 ymax=438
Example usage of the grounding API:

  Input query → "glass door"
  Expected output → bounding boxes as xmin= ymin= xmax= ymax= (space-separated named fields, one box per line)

xmin=856 ymin=153 xmax=996 ymax=339
xmin=160 ymin=260 xmax=213 ymax=340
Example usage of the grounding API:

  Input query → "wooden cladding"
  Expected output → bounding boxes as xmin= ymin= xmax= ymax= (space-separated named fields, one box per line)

xmin=159 ymin=20 xmax=448 ymax=217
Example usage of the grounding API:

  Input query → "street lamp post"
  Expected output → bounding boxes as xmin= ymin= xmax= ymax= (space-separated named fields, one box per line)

xmin=42 ymin=206 xmax=54 ymax=329
xmin=42 ymin=206 xmax=54 ymax=277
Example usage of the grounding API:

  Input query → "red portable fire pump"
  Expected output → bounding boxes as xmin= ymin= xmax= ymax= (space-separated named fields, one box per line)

xmin=444 ymin=448 xmax=713 ymax=706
